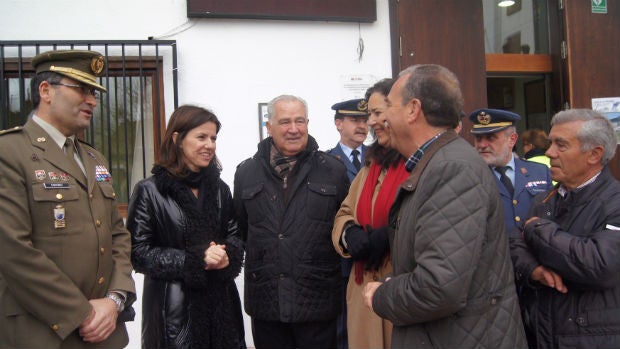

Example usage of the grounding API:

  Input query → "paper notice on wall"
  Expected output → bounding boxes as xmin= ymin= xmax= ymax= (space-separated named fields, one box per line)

xmin=339 ymin=75 xmax=378 ymax=100
xmin=592 ymin=97 xmax=620 ymax=143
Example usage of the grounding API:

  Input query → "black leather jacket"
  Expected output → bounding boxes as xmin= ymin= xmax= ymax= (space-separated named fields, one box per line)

xmin=127 ymin=167 xmax=245 ymax=349
xmin=234 ymin=136 xmax=349 ymax=322
xmin=511 ymin=167 xmax=620 ymax=349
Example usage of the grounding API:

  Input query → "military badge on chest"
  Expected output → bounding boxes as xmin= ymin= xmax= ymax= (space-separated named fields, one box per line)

xmin=35 ymin=170 xmax=46 ymax=181
xmin=54 ymin=204 xmax=66 ymax=229
xmin=95 ymin=165 xmax=112 ymax=182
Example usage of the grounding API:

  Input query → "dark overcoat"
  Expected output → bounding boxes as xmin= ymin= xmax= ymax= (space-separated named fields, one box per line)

xmin=511 ymin=167 xmax=620 ymax=349
xmin=234 ymin=136 xmax=349 ymax=322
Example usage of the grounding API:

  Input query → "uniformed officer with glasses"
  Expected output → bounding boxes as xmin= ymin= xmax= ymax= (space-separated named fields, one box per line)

xmin=0 ymin=49 xmax=136 ymax=349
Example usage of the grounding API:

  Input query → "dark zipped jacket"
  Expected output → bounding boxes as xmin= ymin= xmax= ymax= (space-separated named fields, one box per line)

xmin=127 ymin=166 xmax=245 ymax=349
xmin=233 ymin=136 xmax=349 ymax=322
xmin=511 ymin=166 xmax=620 ymax=349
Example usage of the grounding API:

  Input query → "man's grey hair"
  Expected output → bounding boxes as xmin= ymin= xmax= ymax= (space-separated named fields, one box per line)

xmin=503 ymin=125 xmax=517 ymax=136
xmin=551 ymin=109 xmax=617 ymax=165
xmin=267 ymin=95 xmax=308 ymax=121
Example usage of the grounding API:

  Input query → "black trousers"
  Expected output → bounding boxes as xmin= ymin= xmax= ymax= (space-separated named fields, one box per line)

xmin=251 ymin=318 xmax=337 ymax=349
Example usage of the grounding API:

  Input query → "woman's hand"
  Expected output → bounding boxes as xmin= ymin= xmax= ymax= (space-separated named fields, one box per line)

xmin=204 ymin=241 xmax=229 ymax=270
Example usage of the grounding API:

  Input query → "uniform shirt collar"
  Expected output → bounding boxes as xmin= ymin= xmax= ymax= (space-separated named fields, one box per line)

xmin=339 ymin=142 xmax=363 ymax=161
xmin=32 ymin=114 xmax=75 ymax=150
xmin=493 ymin=154 xmax=516 ymax=184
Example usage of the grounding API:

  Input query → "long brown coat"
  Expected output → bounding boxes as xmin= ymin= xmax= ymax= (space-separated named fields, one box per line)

xmin=332 ymin=166 xmax=393 ymax=349
xmin=0 ymin=119 xmax=135 ymax=349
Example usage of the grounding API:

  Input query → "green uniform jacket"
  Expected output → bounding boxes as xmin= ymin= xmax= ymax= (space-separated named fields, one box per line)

xmin=0 ymin=119 xmax=135 ymax=349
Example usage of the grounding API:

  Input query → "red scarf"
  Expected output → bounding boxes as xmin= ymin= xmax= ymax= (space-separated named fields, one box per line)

xmin=354 ymin=159 xmax=409 ymax=284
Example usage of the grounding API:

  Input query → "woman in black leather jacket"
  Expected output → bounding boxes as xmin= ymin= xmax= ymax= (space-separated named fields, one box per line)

xmin=127 ymin=105 xmax=245 ymax=349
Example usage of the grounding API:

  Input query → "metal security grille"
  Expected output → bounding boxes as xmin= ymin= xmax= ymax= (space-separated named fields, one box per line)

xmin=0 ymin=40 xmax=178 ymax=206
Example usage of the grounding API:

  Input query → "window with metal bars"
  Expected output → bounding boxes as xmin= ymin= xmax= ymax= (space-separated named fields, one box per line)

xmin=0 ymin=40 xmax=178 ymax=214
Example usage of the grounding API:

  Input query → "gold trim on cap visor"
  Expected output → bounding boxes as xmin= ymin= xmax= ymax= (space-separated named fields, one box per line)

xmin=472 ymin=122 xmax=513 ymax=129
xmin=337 ymin=110 xmax=368 ymax=115
xmin=49 ymin=66 xmax=98 ymax=83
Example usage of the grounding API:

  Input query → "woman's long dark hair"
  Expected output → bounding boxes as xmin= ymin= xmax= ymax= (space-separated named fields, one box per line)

xmin=363 ymin=78 xmax=404 ymax=169
xmin=157 ymin=105 xmax=222 ymax=178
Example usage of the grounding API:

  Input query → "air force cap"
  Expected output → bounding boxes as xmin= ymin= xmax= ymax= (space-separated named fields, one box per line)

xmin=331 ymin=98 xmax=369 ymax=120
xmin=469 ymin=108 xmax=521 ymax=134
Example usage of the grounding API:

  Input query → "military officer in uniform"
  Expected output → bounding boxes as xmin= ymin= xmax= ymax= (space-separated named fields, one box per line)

xmin=327 ymin=98 xmax=369 ymax=349
xmin=0 ymin=49 xmax=136 ymax=348
xmin=470 ymin=108 xmax=554 ymax=235
xmin=327 ymin=98 xmax=370 ymax=182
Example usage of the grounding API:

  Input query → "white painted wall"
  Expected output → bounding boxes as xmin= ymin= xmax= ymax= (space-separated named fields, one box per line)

xmin=1 ymin=1 xmax=393 ymax=347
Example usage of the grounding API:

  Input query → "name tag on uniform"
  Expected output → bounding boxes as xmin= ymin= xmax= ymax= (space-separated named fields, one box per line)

xmin=44 ymin=182 xmax=70 ymax=189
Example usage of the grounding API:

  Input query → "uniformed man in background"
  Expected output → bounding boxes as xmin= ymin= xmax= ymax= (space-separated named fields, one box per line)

xmin=326 ymin=97 xmax=369 ymax=349
xmin=469 ymin=108 xmax=553 ymax=235
xmin=0 ymin=49 xmax=135 ymax=349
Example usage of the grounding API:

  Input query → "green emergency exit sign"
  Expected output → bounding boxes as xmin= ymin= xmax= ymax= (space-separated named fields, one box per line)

xmin=592 ymin=0 xmax=607 ymax=14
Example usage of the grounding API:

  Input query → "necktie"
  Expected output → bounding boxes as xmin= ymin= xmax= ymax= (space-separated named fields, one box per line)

xmin=64 ymin=138 xmax=76 ymax=160
xmin=64 ymin=138 xmax=85 ymax=175
xmin=351 ymin=149 xmax=361 ymax=171
xmin=495 ymin=166 xmax=514 ymax=197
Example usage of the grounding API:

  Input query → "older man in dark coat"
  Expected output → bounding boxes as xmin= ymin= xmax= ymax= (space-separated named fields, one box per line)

xmin=511 ymin=109 xmax=620 ymax=348
xmin=234 ymin=94 xmax=349 ymax=349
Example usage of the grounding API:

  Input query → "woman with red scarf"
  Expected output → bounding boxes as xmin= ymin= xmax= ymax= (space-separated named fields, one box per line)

xmin=332 ymin=78 xmax=408 ymax=349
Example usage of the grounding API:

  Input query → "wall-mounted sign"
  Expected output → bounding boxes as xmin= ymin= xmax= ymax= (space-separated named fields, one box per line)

xmin=187 ymin=0 xmax=376 ymax=22
xmin=593 ymin=97 xmax=620 ymax=143
xmin=591 ymin=0 xmax=607 ymax=14
xmin=258 ymin=103 xmax=269 ymax=141
xmin=339 ymin=75 xmax=377 ymax=101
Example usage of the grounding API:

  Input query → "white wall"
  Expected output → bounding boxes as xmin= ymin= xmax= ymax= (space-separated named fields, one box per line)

xmin=1 ymin=0 xmax=392 ymax=185
xmin=1 ymin=1 xmax=393 ymax=347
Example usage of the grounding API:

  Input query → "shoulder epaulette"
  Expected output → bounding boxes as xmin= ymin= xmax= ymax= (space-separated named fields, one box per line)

xmin=77 ymin=138 xmax=94 ymax=148
xmin=322 ymin=150 xmax=342 ymax=161
xmin=0 ymin=126 xmax=24 ymax=136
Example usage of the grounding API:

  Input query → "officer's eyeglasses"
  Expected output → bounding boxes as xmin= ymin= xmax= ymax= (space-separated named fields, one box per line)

xmin=50 ymin=82 xmax=99 ymax=98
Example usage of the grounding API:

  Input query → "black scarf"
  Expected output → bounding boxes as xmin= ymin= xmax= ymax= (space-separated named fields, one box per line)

xmin=179 ymin=167 xmax=215 ymax=212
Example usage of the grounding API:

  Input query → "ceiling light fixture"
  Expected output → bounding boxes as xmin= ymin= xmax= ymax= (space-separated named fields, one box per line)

xmin=498 ymin=0 xmax=515 ymax=7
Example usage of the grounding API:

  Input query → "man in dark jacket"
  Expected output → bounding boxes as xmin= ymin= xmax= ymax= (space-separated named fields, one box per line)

xmin=234 ymin=94 xmax=349 ymax=349
xmin=362 ymin=64 xmax=527 ymax=348
xmin=511 ymin=109 xmax=620 ymax=348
